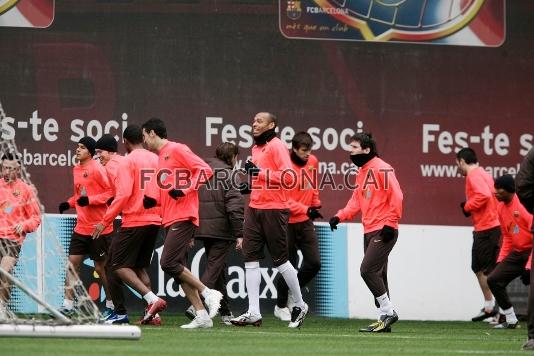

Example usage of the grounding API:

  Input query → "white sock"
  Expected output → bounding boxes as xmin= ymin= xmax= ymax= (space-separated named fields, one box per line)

xmin=502 ymin=307 xmax=518 ymax=324
xmin=376 ymin=293 xmax=394 ymax=316
xmin=201 ymin=288 xmax=210 ymax=299
xmin=483 ymin=299 xmax=494 ymax=310
xmin=277 ymin=261 xmax=305 ymax=309
xmin=63 ymin=299 xmax=74 ymax=310
xmin=245 ymin=261 xmax=261 ymax=315
xmin=196 ymin=309 xmax=209 ymax=319
xmin=105 ymin=300 xmax=114 ymax=309
xmin=143 ymin=291 xmax=159 ymax=304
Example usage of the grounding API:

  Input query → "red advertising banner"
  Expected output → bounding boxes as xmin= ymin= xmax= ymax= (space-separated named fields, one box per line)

xmin=0 ymin=1 xmax=532 ymax=227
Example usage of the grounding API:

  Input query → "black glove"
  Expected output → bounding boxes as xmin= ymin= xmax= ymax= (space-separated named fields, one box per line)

xmin=521 ymin=269 xmax=531 ymax=286
xmin=106 ymin=197 xmax=114 ymax=206
xmin=307 ymin=207 xmax=323 ymax=220
xmin=77 ymin=196 xmax=89 ymax=207
xmin=380 ymin=225 xmax=396 ymax=243
xmin=58 ymin=202 xmax=70 ymax=214
xmin=329 ymin=216 xmax=340 ymax=231
xmin=244 ymin=160 xmax=260 ymax=176
xmin=168 ymin=189 xmax=185 ymax=200
xmin=239 ymin=182 xmax=251 ymax=195
xmin=460 ymin=202 xmax=471 ymax=217
xmin=143 ymin=195 xmax=157 ymax=209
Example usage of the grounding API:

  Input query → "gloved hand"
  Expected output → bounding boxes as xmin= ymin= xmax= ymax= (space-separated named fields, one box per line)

xmin=460 ymin=202 xmax=471 ymax=217
xmin=77 ymin=196 xmax=89 ymax=207
xmin=521 ymin=269 xmax=531 ymax=286
xmin=143 ymin=195 xmax=157 ymax=209
xmin=58 ymin=202 xmax=70 ymax=214
xmin=239 ymin=182 xmax=252 ymax=195
xmin=329 ymin=216 xmax=340 ymax=231
xmin=244 ymin=160 xmax=260 ymax=176
xmin=307 ymin=207 xmax=323 ymax=220
xmin=380 ymin=225 xmax=396 ymax=243
xmin=106 ymin=197 xmax=114 ymax=206
xmin=168 ymin=189 xmax=185 ymax=200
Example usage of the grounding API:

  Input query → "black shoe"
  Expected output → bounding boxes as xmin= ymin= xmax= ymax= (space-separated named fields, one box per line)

xmin=359 ymin=319 xmax=381 ymax=332
xmin=359 ymin=314 xmax=394 ymax=333
xmin=494 ymin=321 xmax=519 ymax=329
xmin=359 ymin=322 xmax=391 ymax=333
xmin=471 ymin=308 xmax=497 ymax=322
xmin=373 ymin=311 xmax=398 ymax=332
xmin=184 ymin=306 xmax=196 ymax=320
xmin=288 ymin=303 xmax=309 ymax=328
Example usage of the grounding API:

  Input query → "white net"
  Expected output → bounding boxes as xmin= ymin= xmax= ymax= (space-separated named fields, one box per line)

xmin=0 ymin=101 xmax=101 ymax=327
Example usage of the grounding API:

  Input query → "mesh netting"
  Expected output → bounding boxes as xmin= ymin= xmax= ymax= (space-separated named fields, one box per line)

xmin=0 ymin=101 xmax=101 ymax=326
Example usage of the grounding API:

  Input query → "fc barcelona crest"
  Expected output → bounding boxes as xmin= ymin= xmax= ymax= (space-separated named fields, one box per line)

xmin=287 ymin=0 xmax=302 ymax=20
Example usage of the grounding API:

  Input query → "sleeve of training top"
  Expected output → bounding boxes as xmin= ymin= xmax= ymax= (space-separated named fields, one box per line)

xmin=311 ymin=158 xmax=321 ymax=207
xmin=257 ymin=143 xmax=293 ymax=186
xmin=144 ymin=173 xmax=161 ymax=206
xmin=106 ymin=160 xmax=120 ymax=189
xmin=174 ymin=145 xmax=213 ymax=195
xmin=89 ymin=164 xmax=113 ymax=205
xmin=311 ymin=189 xmax=321 ymax=208
xmin=520 ymin=206 xmax=533 ymax=269
xmin=382 ymin=168 xmax=403 ymax=226
xmin=519 ymin=206 xmax=534 ymax=234
xmin=516 ymin=149 xmax=534 ymax=213
xmin=224 ymin=181 xmax=245 ymax=239
xmin=336 ymin=188 xmax=361 ymax=221
xmin=101 ymin=159 xmax=133 ymax=227
xmin=287 ymin=198 xmax=308 ymax=216
xmin=67 ymin=167 xmax=76 ymax=207
xmin=464 ymin=174 xmax=492 ymax=213
xmin=496 ymin=210 xmax=512 ymax=263
xmin=21 ymin=186 xmax=41 ymax=233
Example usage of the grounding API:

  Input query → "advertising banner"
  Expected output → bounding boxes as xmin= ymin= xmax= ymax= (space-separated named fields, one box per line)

xmin=279 ymin=0 xmax=506 ymax=46
xmin=0 ymin=0 xmax=54 ymax=28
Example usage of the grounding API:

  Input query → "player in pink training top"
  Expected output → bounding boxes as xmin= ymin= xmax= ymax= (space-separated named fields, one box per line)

xmin=93 ymin=126 xmax=164 ymax=326
xmin=0 ymin=153 xmax=41 ymax=318
xmin=487 ymin=174 xmax=533 ymax=329
xmin=274 ymin=132 xmax=322 ymax=322
xmin=93 ymin=134 xmax=127 ymax=323
xmin=329 ymin=132 xmax=403 ymax=333
xmin=142 ymin=118 xmax=223 ymax=329
xmin=57 ymin=137 xmax=113 ymax=317
xmin=230 ymin=112 xmax=309 ymax=329
xmin=456 ymin=147 xmax=501 ymax=322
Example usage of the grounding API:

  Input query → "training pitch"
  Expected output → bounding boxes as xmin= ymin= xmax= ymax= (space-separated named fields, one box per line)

xmin=0 ymin=315 xmax=527 ymax=355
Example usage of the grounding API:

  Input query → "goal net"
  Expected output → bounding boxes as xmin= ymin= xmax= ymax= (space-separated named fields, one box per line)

xmin=0 ymin=101 xmax=140 ymax=339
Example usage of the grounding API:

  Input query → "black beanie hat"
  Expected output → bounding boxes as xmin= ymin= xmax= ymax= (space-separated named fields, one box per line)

xmin=495 ymin=174 xmax=515 ymax=193
xmin=95 ymin=134 xmax=118 ymax=153
xmin=79 ymin=136 xmax=97 ymax=156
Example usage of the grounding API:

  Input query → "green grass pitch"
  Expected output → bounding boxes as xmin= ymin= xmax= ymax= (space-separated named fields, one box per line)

xmin=0 ymin=316 xmax=528 ymax=355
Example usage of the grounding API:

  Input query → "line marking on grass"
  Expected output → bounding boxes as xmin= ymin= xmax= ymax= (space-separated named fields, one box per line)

xmin=210 ymin=328 xmax=523 ymax=342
